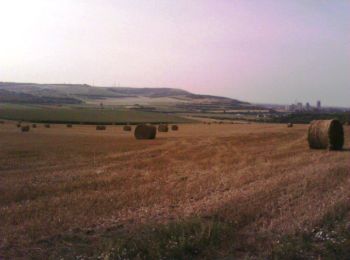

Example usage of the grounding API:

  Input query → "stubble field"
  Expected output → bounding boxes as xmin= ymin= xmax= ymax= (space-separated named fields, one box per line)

xmin=0 ymin=122 xmax=349 ymax=259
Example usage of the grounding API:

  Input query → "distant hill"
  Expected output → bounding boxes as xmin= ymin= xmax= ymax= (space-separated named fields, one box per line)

xmin=0 ymin=82 xmax=257 ymax=112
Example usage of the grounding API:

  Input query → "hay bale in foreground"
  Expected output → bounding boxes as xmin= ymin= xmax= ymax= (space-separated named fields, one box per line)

xmin=134 ymin=125 xmax=156 ymax=140
xmin=308 ymin=119 xmax=344 ymax=150
xmin=171 ymin=125 xmax=179 ymax=131
xmin=21 ymin=126 xmax=30 ymax=132
xmin=96 ymin=125 xmax=106 ymax=130
xmin=45 ymin=124 xmax=50 ymax=128
xmin=66 ymin=124 xmax=73 ymax=128
xmin=123 ymin=125 xmax=132 ymax=131
xmin=158 ymin=124 xmax=169 ymax=132
xmin=287 ymin=123 xmax=293 ymax=128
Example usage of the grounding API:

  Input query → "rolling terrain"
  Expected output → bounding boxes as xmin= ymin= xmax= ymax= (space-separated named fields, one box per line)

xmin=0 ymin=122 xmax=349 ymax=259
xmin=0 ymin=82 xmax=259 ymax=114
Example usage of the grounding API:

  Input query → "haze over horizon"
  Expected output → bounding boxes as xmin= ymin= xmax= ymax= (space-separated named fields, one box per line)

xmin=1 ymin=0 xmax=349 ymax=106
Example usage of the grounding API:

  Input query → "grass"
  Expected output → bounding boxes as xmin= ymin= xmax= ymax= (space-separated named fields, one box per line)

xmin=41 ymin=217 xmax=233 ymax=259
xmin=271 ymin=203 xmax=350 ymax=259
xmin=0 ymin=103 xmax=192 ymax=124
xmin=0 ymin=123 xmax=349 ymax=258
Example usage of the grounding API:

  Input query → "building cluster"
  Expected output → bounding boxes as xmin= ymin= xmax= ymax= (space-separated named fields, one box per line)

xmin=285 ymin=101 xmax=321 ymax=112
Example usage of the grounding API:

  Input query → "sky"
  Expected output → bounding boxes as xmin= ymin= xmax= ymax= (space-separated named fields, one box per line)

xmin=0 ymin=0 xmax=349 ymax=106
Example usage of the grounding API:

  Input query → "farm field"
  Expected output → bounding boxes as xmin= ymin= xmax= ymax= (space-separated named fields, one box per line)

xmin=0 ymin=103 xmax=192 ymax=124
xmin=0 ymin=123 xmax=349 ymax=259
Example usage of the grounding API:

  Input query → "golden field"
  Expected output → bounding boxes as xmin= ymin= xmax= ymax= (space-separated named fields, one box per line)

xmin=0 ymin=122 xmax=349 ymax=259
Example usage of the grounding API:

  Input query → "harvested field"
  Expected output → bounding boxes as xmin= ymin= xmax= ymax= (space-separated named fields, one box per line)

xmin=0 ymin=123 xmax=349 ymax=259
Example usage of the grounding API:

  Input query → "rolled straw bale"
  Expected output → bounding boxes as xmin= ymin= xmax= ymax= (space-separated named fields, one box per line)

xmin=158 ymin=124 xmax=169 ymax=132
xmin=308 ymin=119 xmax=344 ymax=150
xmin=96 ymin=125 xmax=106 ymax=130
xmin=134 ymin=125 xmax=156 ymax=140
xmin=171 ymin=125 xmax=179 ymax=131
xmin=123 ymin=125 xmax=132 ymax=131
xmin=287 ymin=123 xmax=293 ymax=128
xmin=21 ymin=125 xmax=30 ymax=132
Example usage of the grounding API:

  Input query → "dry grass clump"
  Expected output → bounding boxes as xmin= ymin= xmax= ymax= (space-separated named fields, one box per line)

xmin=287 ymin=123 xmax=293 ymax=127
xmin=21 ymin=125 xmax=30 ymax=132
xmin=158 ymin=124 xmax=169 ymax=132
xmin=96 ymin=125 xmax=106 ymax=130
xmin=134 ymin=124 xmax=156 ymax=139
xmin=171 ymin=125 xmax=179 ymax=131
xmin=123 ymin=125 xmax=132 ymax=131
xmin=308 ymin=119 xmax=344 ymax=150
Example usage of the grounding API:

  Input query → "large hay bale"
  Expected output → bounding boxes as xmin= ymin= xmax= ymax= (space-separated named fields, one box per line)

xmin=66 ymin=124 xmax=73 ymax=128
xmin=171 ymin=125 xmax=179 ymax=131
xmin=134 ymin=125 xmax=156 ymax=140
xmin=96 ymin=125 xmax=106 ymax=130
xmin=45 ymin=124 xmax=50 ymax=128
xmin=21 ymin=125 xmax=30 ymax=132
xmin=287 ymin=123 xmax=293 ymax=128
xmin=308 ymin=119 xmax=344 ymax=150
xmin=123 ymin=125 xmax=132 ymax=131
xmin=158 ymin=124 xmax=169 ymax=132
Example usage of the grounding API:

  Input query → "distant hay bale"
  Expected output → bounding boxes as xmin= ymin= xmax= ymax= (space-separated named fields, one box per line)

xmin=21 ymin=125 xmax=30 ymax=132
xmin=171 ymin=125 xmax=179 ymax=131
xmin=45 ymin=124 xmax=50 ymax=128
xmin=96 ymin=125 xmax=106 ymax=130
xmin=16 ymin=123 xmax=21 ymax=128
xmin=66 ymin=124 xmax=73 ymax=128
xmin=287 ymin=123 xmax=293 ymax=127
xmin=32 ymin=124 xmax=37 ymax=128
xmin=158 ymin=124 xmax=169 ymax=132
xmin=0 ymin=120 xmax=4 ymax=124
xmin=308 ymin=119 xmax=344 ymax=150
xmin=123 ymin=125 xmax=132 ymax=131
xmin=134 ymin=125 xmax=156 ymax=140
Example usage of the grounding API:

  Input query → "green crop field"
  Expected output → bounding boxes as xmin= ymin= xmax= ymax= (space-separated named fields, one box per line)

xmin=0 ymin=103 xmax=192 ymax=124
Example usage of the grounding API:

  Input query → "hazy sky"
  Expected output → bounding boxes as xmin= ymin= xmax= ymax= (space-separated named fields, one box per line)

xmin=0 ymin=0 xmax=349 ymax=106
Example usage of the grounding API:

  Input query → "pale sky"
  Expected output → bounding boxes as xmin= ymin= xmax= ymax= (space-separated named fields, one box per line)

xmin=0 ymin=0 xmax=349 ymax=106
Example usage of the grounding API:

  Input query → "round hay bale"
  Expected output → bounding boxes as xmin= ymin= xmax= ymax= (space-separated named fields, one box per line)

xmin=21 ymin=125 xmax=30 ymax=132
xmin=0 ymin=121 xmax=4 ymax=124
xmin=45 ymin=124 xmax=50 ymax=128
xmin=134 ymin=125 xmax=156 ymax=140
xmin=308 ymin=119 xmax=344 ymax=150
xmin=158 ymin=124 xmax=169 ymax=132
xmin=16 ymin=123 xmax=21 ymax=128
xmin=287 ymin=123 xmax=293 ymax=128
xmin=32 ymin=124 xmax=37 ymax=128
xmin=171 ymin=125 xmax=179 ymax=131
xmin=66 ymin=124 xmax=73 ymax=128
xmin=96 ymin=125 xmax=106 ymax=130
xmin=123 ymin=125 xmax=132 ymax=131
